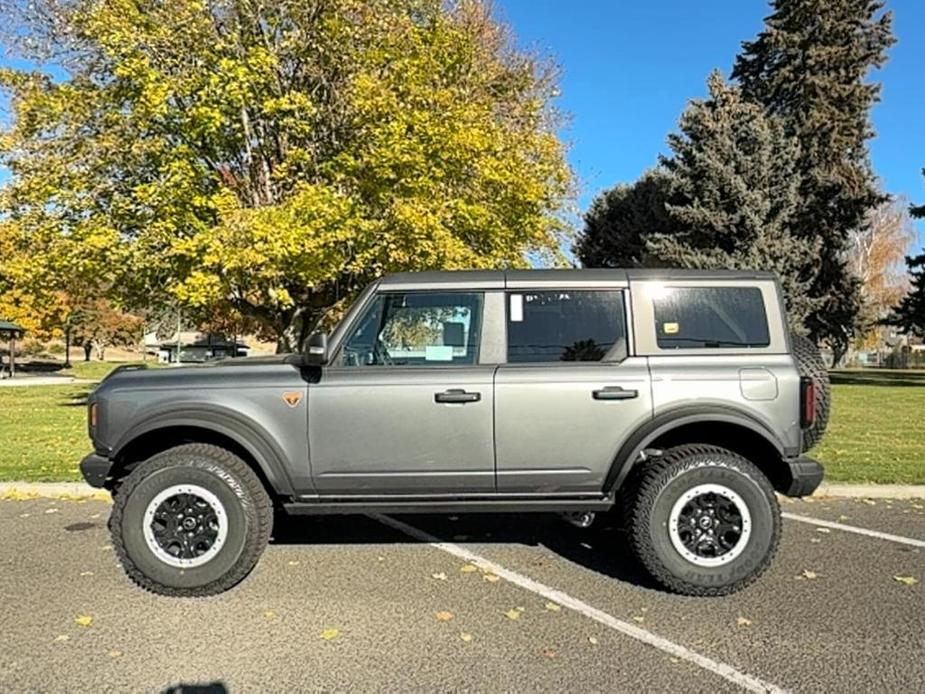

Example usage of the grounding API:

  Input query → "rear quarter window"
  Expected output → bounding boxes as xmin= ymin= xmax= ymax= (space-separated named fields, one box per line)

xmin=653 ymin=287 xmax=770 ymax=349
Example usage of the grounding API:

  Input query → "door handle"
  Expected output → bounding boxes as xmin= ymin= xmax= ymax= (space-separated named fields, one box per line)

xmin=592 ymin=386 xmax=638 ymax=401
xmin=435 ymin=389 xmax=481 ymax=404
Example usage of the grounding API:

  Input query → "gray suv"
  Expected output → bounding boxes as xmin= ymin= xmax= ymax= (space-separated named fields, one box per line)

xmin=81 ymin=269 xmax=829 ymax=597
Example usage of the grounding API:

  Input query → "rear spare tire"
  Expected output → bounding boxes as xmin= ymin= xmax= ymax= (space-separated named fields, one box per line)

xmin=110 ymin=443 xmax=272 ymax=597
xmin=791 ymin=333 xmax=831 ymax=449
xmin=623 ymin=445 xmax=781 ymax=597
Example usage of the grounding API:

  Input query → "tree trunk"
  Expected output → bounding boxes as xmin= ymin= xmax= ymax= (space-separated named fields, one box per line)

xmin=83 ymin=343 xmax=92 ymax=361
xmin=277 ymin=306 xmax=318 ymax=354
xmin=63 ymin=325 xmax=72 ymax=369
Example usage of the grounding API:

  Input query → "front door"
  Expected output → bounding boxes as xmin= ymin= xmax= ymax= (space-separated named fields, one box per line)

xmin=494 ymin=289 xmax=653 ymax=493
xmin=308 ymin=290 xmax=495 ymax=494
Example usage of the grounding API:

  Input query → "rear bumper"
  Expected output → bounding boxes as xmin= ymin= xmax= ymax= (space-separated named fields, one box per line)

xmin=80 ymin=452 xmax=112 ymax=489
xmin=782 ymin=456 xmax=824 ymax=497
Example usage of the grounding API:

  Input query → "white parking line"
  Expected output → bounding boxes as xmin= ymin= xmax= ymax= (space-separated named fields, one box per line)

xmin=782 ymin=512 xmax=925 ymax=548
xmin=371 ymin=513 xmax=786 ymax=694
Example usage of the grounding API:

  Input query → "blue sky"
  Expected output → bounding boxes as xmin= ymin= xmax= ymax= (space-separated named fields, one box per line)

xmin=497 ymin=0 xmax=925 ymax=251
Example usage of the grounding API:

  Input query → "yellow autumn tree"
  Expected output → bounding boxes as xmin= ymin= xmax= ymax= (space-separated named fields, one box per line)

xmin=1 ymin=0 xmax=572 ymax=351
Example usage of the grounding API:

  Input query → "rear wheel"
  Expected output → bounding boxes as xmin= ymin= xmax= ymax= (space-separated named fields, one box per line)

xmin=622 ymin=444 xmax=780 ymax=596
xmin=110 ymin=443 xmax=272 ymax=597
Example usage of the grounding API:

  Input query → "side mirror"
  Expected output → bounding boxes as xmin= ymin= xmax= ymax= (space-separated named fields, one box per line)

xmin=303 ymin=331 xmax=328 ymax=366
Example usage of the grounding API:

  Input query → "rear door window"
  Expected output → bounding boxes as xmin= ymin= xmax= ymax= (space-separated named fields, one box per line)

xmin=507 ymin=290 xmax=627 ymax=363
xmin=653 ymin=287 xmax=770 ymax=349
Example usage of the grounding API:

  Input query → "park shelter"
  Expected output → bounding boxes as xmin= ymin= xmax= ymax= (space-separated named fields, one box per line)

xmin=0 ymin=320 xmax=25 ymax=378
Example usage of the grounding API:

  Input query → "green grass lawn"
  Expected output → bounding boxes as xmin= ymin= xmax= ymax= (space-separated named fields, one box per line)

xmin=814 ymin=370 xmax=925 ymax=485
xmin=0 ymin=366 xmax=923 ymax=484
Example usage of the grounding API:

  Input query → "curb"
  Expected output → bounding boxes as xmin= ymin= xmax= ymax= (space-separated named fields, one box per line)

xmin=2 ymin=481 xmax=924 ymax=500
xmin=812 ymin=484 xmax=925 ymax=500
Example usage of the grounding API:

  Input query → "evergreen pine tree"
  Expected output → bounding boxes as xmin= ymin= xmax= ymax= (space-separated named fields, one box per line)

xmin=574 ymin=169 xmax=674 ymax=269
xmin=732 ymin=0 xmax=895 ymax=356
xmin=647 ymin=72 xmax=820 ymax=329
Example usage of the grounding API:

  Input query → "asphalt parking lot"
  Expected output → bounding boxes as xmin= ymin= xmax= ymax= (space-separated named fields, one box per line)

xmin=1 ymin=496 xmax=922 ymax=693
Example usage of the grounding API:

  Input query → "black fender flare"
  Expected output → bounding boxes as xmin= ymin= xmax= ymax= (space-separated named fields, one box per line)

xmin=111 ymin=404 xmax=296 ymax=497
xmin=603 ymin=404 xmax=787 ymax=495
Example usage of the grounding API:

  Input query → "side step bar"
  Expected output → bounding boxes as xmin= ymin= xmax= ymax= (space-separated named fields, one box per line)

xmin=283 ymin=498 xmax=614 ymax=516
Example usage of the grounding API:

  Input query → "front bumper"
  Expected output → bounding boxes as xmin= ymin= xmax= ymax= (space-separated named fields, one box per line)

xmin=782 ymin=456 xmax=824 ymax=497
xmin=80 ymin=452 xmax=113 ymax=488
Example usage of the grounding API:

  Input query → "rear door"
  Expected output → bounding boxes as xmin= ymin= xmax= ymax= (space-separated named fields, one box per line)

xmin=494 ymin=288 xmax=653 ymax=493
xmin=308 ymin=290 xmax=496 ymax=494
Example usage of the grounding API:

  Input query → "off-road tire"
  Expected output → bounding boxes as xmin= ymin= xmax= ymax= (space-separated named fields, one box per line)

xmin=791 ymin=333 xmax=831 ymax=449
xmin=622 ymin=444 xmax=781 ymax=597
xmin=110 ymin=443 xmax=272 ymax=597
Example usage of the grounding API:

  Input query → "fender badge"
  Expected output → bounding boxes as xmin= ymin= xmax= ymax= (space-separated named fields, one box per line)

xmin=282 ymin=391 xmax=303 ymax=408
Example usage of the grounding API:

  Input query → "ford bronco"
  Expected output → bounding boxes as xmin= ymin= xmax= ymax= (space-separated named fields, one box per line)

xmin=81 ymin=269 xmax=829 ymax=597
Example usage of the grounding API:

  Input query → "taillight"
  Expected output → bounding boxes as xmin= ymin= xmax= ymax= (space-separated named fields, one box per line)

xmin=89 ymin=402 xmax=98 ymax=429
xmin=800 ymin=376 xmax=815 ymax=428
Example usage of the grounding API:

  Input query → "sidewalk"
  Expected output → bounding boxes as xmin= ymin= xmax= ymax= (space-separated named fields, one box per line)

xmin=0 ymin=376 xmax=94 ymax=386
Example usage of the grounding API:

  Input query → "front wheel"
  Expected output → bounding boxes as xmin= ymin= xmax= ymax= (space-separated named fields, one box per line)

xmin=622 ymin=444 xmax=781 ymax=596
xmin=110 ymin=443 xmax=272 ymax=597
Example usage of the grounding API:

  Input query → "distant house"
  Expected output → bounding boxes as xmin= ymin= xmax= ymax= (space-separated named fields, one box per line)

xmin=156 ymin=335 xmax=249 ymax=364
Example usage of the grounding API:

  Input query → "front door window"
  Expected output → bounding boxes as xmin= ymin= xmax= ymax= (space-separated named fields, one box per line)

xmin=339 ymin=292 xmax=483 ymax=367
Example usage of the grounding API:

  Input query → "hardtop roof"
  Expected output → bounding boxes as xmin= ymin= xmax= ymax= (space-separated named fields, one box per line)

xmin=376 ymin=268 xmax=777 ymax=289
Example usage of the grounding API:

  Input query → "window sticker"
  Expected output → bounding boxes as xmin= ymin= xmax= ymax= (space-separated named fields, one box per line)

xmin=510 ymin=294 xmax=524 ymax=322
xmin=663 ymin=322 xmax=680 ymax=335
xmin=425 ymin=345 xmax=454 ymax=361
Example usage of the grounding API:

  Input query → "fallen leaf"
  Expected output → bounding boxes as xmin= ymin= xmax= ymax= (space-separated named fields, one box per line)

xmin=632 ymin=615 xmax=645 ymax=624
xmin=320 ymin=628 xmax=340 ymax=641
xmin=544 ymin=602 xmax=561 ymax=612
xmin=483 ymin=573 xmax=500 ymax=583
xmin=75 ymin=615 xmax=93 ymax=627
xmin=54 ymin=635 xmax=69 ymax=642
xmin=809 ymin=538 xmax=822 ymax=544
xmin=541 ymin=648 xmax=556 ymax=659
xmin=588 ymin=636 xmax=599 ymax=645
xmin=504 ymin=609 xmax=522 ymax=620
xmin=287 ymin=560 xmax=300 ymax=567
xmin=800 ymin=570 xmax=819 ymax=580
xmin=460 ymin=564 xmax=478 ymax=573
xmin=377 ymin=556 xmax=385 ymax=562
xmin=669 ymin=657 xmax=680 ymax=664
xmin=45 ymin=508 xmax=59 ymax=514
xmin=263 ymin=609 xmax=278 ymax=620
xmin=838 ymin=514 xmax=850 ymax=520
xmin=79 ymin=571 xmax=94 ymax=577
xmin=100 ymin=545 xmax=112 ymax=551
xmin=435 ymin=611 xmax=454 ymax=622
xmin=431 ymin=572 xmax=448 ymax=581
xmin=90 ymin=513 xmax=101 ymax=519
xmin=108 ymin=650 xmax=122 ymax=658
xmin=894 ymin=576 xmax=918 ymax=586
xmin=862 ymin=499 xmax=876 ymax=506
xmin=459 ymin=632 xmax=473 ymax=642
xmin=18 ymin=513 xmax=30 ymax=518
xmin=815 ymin=528 xmax=831 ymax=534
xmin=736 ymin=617 xmax=752 ymax=627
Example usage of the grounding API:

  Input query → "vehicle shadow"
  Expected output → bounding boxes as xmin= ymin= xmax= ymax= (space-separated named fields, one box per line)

xmin=270 ymin=511 xmax=660 ymax=591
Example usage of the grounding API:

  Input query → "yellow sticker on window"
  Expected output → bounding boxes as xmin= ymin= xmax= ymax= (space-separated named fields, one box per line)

xmin=663 ymin=322 xmax=680 ymax=335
